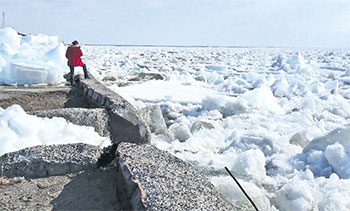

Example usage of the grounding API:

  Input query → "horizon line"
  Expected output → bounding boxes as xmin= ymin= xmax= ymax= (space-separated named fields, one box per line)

xmin=82 ymin=43 xmax=349 ymax=49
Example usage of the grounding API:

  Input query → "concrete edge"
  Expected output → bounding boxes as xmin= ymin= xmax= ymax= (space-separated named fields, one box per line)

xmin=74 ymin=73 xmax=151 ymax=144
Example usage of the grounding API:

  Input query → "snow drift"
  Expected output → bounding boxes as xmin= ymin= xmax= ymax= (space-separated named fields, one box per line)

xmin=0 ymin=27 xmax=67 ymax=85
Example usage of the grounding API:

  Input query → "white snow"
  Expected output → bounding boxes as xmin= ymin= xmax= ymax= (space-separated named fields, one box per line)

xmin=87 ymin=46 xmax=350 ymax=210
xmin=0 ymin=105 xmax=110 ymax=156
xmin=2 ymin=30 xmax=350 ymax=210
xmin=0 ymin=27 xmax=67 ymax=85
xmin=110 ymin=80 xmax=217 ymax=104
xmin=84 ymin=46 xmax=350 ymax=211
xmin=238 ymin=85 xmax=284 ymax=114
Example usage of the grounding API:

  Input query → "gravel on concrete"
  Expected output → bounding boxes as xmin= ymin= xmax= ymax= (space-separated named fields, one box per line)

xmin=116 ymin=142 xmax=237 ymax=210
xmin=0 ymin=143 xmax=102 ymax=179
xmin=0 ymin=85 xmax=96 ymax=111
xmin=0 ymin=168 xmax=121 ymax=211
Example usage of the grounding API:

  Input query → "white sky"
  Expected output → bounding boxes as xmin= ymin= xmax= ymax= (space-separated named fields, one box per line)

xmin=1 ymin=0 xmax=350 ymax=47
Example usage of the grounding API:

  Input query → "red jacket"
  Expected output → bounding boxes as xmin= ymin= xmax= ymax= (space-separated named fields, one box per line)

xmin=65 ymin=46 xmax=84 ymax=67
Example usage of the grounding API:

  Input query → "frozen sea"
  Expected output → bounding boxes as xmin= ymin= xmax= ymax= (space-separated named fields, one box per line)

xmin=1 ymin=28 xmax=350 ymax=210
xmin=84 ymin=45 xmax=350 ymax=210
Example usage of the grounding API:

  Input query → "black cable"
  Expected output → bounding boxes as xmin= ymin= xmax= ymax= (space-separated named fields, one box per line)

xmin=224 ymin=167 xmax=259 ymax=211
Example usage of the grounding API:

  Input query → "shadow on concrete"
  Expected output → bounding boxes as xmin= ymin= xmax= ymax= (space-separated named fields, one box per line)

xmin=50 ymin=168 xmax=121 ymax=210
xmin=0 ymin=89 xmax=70 ymax=111
xmin=63 ymin=86 xmax=98 ymax=109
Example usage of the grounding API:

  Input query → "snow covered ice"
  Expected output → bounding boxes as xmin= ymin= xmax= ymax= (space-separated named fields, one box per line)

xmin=0 ymin=28 xmax=110 ymax=156
xmin=0 ymin=27 xmax=67 ymax=85
xmin=0 ymin=105 xmax=110 ymax=156
xmin=84 ymin=46 xmax=350 ymax=210
xmin=1 ymin=28 xmax=350 ymax=210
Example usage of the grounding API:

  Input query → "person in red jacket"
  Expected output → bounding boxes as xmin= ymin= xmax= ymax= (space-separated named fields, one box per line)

xmin=65 ymin=40 xmax=89 ymax=86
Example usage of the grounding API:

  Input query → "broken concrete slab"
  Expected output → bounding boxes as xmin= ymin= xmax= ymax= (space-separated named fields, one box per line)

xmin=76 ymin=74 xmax=151 ymax=144
xmin=0 ymin=168 xmax=121 ymax=210
xmin=115 ymin=142 xmax=236 ymax=210
xmin=0 ymin=143 xmax=102 ymax=179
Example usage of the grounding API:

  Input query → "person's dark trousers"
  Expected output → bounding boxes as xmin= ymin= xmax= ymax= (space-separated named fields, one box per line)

xmin=69 ymin=66 xmax=75 ymax=85
xmin=69 ymin=64 xmax=89 ymax=85
xmin=82 ymin=64 xmax=89 ymax=79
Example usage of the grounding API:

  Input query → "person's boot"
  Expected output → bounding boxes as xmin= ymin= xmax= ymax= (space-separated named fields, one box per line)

xmin=69 ymin=67 xmax=75 ymax=86
xmin=70 ymin=78 xmax=75 ymax=86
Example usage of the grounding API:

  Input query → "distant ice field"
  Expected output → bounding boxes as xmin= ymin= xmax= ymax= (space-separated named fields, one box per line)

xmin=84 ymin=46 xmax=350 ymax=210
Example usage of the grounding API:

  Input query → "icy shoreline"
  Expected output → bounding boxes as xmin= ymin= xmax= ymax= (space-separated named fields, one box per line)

xmin=84 ymin=45 xmax=350 ymax=210
xmin=1 ymin=26 xmax=350 ymax=210
xmin=0 ymin=75 xmax=236 ymax=210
